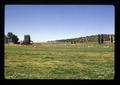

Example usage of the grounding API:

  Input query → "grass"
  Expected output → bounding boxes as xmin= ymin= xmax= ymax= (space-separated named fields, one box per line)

xmin=4 ymin=42 xmax=114 ymax=79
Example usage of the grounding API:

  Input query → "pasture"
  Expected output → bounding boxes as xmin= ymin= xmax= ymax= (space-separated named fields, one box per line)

xmin=4 ymin=42 xmax=114 ymax=79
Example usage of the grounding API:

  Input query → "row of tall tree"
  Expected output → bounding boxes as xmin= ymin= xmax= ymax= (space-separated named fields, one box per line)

xmin=98 ymin=34 xmax=104 ymax=44
xmin=98 ymin=34 xmax=114 ymax=44
xmin=55 ymin=34 xmax=115 ymax=44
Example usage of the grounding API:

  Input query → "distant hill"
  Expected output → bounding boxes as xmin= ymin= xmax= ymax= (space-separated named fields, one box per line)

xmin=53 ymin=34 xmax=115 ymax=43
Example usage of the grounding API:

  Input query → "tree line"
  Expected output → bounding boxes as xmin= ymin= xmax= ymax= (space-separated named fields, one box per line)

xmin=55 ymin=34 xmax=115 ymax=44
xmin=5 ymin=32 xmax=32 ymax=45
xmin=5 ymin=32 xmax=19 ymax=44
xmin=5 ymin=32 xmax=114 ymax=45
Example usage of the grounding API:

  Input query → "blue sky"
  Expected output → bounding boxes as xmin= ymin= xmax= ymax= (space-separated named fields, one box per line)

xmin=5 ymin=5 xmax=114 ymax=42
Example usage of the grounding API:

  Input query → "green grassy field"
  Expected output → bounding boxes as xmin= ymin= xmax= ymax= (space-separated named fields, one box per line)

xmin=5 ymin=42 xmax=114 ymax=79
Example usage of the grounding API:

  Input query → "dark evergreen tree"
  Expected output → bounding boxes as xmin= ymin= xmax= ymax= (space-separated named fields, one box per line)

xmin=74 ymin=41 xmax=76 ymax=44
xmin=7 ymin=32 xmax=19 ymax=44
xmin=101 ymin=34 xmax=104 ymax=44
xmin=12 ymin=35 xmax=19 ymax=44
xmin=7 ymin=32 xmax=13 ymax=38
xmin=111 ymin=35 xmax=113 ymax=43
xmin=98 ymin=34 xmax=101 ymax=44
xmin=71 ymin=40 xmax=74 ymax=44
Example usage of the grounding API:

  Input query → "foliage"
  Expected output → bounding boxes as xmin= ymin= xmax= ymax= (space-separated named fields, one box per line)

xmin=6 ymin=32 xmax=19 ymax=44
xmin=7 ymin=32 xmax=13 ymax=39
xmin=12 ymin=35 xmax=19 ymax=44
xmin=110 ymin=35 xmax=113 ymax=43
xmin=101 ymin=34 xmax=104 ymax=44
xmin=98 ymin=34 xmax=101 ymax=44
